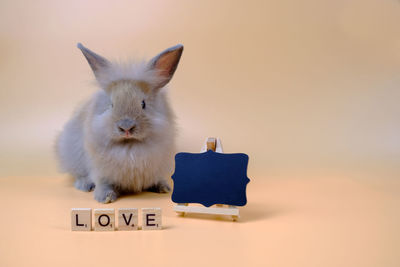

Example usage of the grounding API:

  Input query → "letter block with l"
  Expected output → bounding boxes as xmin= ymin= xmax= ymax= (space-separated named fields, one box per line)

xmin=71 ymin=208 xmax=92 ymax=231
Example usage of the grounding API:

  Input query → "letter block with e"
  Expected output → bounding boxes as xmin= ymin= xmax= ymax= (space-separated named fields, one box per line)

xmin=142 ymin=208 xmax=162 ymax=230
xmin=71 ymin=208 xmax=92 ymax=231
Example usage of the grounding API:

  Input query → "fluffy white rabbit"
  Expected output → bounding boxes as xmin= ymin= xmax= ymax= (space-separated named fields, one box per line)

xmin=56 ymin=43 xmax=183 ymax=203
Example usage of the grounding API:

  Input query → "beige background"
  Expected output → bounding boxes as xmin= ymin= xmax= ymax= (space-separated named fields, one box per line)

xmin=0 ymin=0 xmax=399 ymax=266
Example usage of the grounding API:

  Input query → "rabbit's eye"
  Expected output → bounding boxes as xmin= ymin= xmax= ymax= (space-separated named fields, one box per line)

xmin=141 ymin=100 xmax=146 ymax=109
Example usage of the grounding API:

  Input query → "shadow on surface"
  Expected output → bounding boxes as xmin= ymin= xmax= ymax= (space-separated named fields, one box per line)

xmin=239 ymin=202 xmax=288 ymax=222
xmin=118 ymin=191 xmax=172 ymax=201
xmin=171 ymin=202 xmax=288 ymax=223
xmin=61 ymin=175 xmax=172 ymax=200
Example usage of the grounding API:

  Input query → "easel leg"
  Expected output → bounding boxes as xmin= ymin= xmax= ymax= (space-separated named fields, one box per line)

xmin=177 ymin=203 xmax=188 ymax=216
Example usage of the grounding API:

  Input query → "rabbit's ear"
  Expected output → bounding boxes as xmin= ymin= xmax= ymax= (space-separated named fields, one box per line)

xmin=77 ymin=43 xmax=110 ymax=79
xmin=149 ymin=44 xmax=183 ymax=89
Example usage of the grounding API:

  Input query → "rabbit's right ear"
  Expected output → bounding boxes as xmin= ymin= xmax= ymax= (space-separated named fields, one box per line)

xmin=77 ymin=43 xmax=110 ymax=79
xmin=148 ymin=44 xmax=184 ymax=90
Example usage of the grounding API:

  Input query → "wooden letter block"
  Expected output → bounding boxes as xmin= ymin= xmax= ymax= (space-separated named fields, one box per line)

xmin=71 ymin=208 xmax=91 ymax=231
xmin=118 ymin=208 xmax=138 ymax=231
xmin=141 ymin=208 xmax=162 ymax=230
xmin=94 ymin=209 xmax=115 ymax=231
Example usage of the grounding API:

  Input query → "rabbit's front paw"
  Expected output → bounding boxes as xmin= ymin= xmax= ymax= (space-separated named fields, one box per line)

xmin=147 ymin=180 xmax=171 ymax=193
xmin=94 ymin=186 xmax=118 ymax=203
xmin=74 ymin=177 xmax=95 ymax=192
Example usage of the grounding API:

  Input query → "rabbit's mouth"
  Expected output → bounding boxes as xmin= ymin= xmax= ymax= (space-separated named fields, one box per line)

xmin=114 ymin=123 xmax=148 ymax=142
xmin=123 ymin=131 xmax=132 ymax=138
xmin=118 ymin=132 xmax=146 ymax=142
xmin=120 ymin=133 xmax=136 ymax=140
xmin=116 ymin=125 xmax=141 ymax=140
xmin=117 ymin=135 xmax=139 ymax=144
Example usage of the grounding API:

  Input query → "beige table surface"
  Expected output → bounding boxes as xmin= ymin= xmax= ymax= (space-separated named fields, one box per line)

xmin=0 ymin=173 xmax=398 ymax=267
xmin=1 ymin=1 xmax=400 ymax=266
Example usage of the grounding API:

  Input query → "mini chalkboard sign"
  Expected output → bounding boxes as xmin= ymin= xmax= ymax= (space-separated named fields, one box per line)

xmin=172 ymin=138 xmax=250 ymax=221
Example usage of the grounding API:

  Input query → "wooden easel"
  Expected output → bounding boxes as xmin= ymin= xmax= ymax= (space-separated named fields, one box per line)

xmin=173 ymin=137 xmax=240 ymax=221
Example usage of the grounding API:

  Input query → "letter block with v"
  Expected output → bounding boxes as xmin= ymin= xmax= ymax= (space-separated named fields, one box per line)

xmin=118 ymin=208 xmax=138 ymax=231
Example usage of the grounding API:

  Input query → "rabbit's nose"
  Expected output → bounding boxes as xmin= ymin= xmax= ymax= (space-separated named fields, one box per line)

xmin=117 ymin=119 xmax=136 ymax=134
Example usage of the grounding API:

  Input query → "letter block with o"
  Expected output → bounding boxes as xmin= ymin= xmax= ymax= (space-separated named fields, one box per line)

xmin=94 ymin=209 xmax=115 ymax=231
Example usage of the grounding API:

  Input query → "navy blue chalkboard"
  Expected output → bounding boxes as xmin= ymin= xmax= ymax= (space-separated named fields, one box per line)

xmin=171 ymin=150 xmax=250 ymax=207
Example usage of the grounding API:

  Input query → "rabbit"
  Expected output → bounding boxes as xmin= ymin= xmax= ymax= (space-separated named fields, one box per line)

xmin=55 ymin=43 xmax=183 ymax=203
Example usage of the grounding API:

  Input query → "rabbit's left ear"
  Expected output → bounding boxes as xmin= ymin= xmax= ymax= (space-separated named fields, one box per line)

xmin=149 ymin=44 xmax=184 ymax=89
xmin=77 ymin=43 xmax=110 ymax=80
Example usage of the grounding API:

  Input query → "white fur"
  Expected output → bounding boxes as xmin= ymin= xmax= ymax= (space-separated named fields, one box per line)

xmin=55 ymin=45 xmax=181 ymax=203
xmin=95 ymin=61 xmax=164 ymax=90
